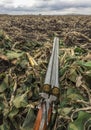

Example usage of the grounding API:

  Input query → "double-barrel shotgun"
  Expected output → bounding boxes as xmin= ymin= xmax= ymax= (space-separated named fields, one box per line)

xmin=33 ymin=37 xmax=60 ymax=130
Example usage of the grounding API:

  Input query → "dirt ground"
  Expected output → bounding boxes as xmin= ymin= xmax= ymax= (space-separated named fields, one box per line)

xmin=0 ymin=15 xmax=91 ymax=46
xmin=0 ymin=15 xmax=91 ymax=130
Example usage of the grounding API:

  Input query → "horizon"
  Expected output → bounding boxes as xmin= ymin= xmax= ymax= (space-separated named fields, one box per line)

xmin=0 ymin=13 xmax=91 ymax=16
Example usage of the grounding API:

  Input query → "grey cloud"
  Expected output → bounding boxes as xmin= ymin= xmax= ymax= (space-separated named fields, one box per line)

xmin=35 ymin=0 xmax=91 ymax=11
xmin=0 ymin=0 xmax=13 ymax=6
xmin=0 ymin=0 xmax=91 ymax=14
xmin=3 ymin=0 xmax=13 ymax=4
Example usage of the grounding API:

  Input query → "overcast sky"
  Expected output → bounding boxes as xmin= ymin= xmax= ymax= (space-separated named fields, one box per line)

xmin=0 ymin=0 xmax=91 ymax=15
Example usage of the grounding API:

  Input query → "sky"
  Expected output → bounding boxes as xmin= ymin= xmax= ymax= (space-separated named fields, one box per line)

xmin=0 ymin=0 xmax=91 ymax=15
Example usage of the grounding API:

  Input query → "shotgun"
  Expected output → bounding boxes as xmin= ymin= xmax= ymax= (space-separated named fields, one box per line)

xmin=33 ymin=37 xmax=60 ymax=130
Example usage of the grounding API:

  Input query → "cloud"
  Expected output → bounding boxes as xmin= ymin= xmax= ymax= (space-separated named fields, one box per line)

xmin=0 ymin=0 xmax=91 ymax=14
xmin=0 ymin=0 xmax=13 ymax=7
xmin=34 ymin=0 xmax=91 ymax=10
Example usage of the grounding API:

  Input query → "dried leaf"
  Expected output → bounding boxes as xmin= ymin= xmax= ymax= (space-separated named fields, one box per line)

xmin=6 ymin=50 xmax=24 ymax=60
xmin=68 ymin=69 xmax=78 ymax=83
xmin=76 ymin=76 xmax=82 ymax=87
xmin=0 ymin=75 xmax=9 ymax=92
xmin=13 ymin=93 xmax=28 ymax=108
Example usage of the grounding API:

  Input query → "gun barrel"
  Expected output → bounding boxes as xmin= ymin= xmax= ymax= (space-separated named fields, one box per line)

xmin=44 ymin=37 xmax=59 ymax=95
xmin=33 ymin=37 xmax=60 ymax=130
xmin=51 ymin=37 xmax=59 ymax=88
xmin=44 ymin=38 xmax=56 ymax=85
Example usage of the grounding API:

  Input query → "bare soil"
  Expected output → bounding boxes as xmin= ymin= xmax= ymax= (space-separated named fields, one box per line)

xmin=0 ymin=15 xmax=91 ymax=46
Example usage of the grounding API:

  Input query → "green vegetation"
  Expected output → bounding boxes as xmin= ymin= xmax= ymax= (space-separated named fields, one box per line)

xmin=0 ymin=27 xmax=91 ymax=130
